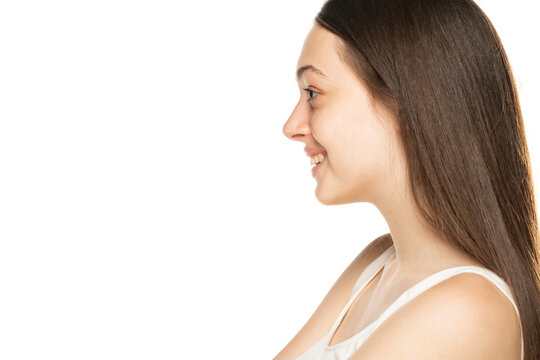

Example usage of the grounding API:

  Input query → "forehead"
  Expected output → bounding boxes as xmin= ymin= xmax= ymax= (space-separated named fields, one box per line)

xmin=296 ymin=25 xmax=345 ymax=83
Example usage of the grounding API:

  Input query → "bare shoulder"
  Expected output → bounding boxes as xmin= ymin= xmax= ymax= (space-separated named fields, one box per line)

xmin=272 ymin=233 xmax=393 ymax=360
xmin=349 ymin=272 xmax=522 ymax=360
xmin=344 ymin=232 xmax=394 ymax=275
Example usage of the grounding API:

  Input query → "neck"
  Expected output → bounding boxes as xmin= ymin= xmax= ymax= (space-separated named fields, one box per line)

xmin=374 ymin=193 xmax=476 ymax=281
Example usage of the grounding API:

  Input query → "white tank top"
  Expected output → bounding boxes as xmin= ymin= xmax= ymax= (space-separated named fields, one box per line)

xmin=296 ymin=244 xmax=524 ymax=360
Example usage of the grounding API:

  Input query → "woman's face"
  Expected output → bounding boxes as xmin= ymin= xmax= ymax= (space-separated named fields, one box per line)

xmin=283 ymin=24 xmax=402 ymax=205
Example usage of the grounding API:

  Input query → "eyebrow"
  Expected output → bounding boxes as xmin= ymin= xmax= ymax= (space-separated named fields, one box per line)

xmin=296 ymin=64 xmax=329 ymax=81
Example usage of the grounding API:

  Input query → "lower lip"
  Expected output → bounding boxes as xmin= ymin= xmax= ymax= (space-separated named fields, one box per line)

xmin=311 ymin=160 xmax=325 ymax=176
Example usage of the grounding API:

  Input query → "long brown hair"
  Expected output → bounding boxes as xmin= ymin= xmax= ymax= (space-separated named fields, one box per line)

xmin=314 ymin=0 xmax=540 ymax=358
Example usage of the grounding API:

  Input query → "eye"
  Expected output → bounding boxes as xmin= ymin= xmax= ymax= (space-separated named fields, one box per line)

xmin=303 ymin=88 xmax=319 ymax=104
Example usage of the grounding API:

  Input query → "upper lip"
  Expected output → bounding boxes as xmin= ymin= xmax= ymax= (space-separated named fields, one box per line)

xmin=304 ymin=146 xmax=328 ymax=157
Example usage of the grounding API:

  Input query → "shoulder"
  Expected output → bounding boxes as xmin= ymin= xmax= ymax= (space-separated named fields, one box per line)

xmin=349 ymin=271 xmax=522 ymax=360
xmin=348 ymin=233 xmax=393 ymax=272
xmin=325 ymin=232 xmax=393 ymax=292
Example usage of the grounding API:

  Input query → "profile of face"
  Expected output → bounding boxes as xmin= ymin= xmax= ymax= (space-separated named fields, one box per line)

xmin=283 ymin=24 xmax=404 ymax=206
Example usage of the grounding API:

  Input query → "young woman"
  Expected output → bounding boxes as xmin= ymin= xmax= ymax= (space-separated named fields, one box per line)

xmin=275 ymin=0 xmax=540 ymax=359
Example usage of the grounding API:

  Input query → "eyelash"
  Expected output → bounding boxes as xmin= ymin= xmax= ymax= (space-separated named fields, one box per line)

xmin=303 ymin=88 xmax=319 ymax=104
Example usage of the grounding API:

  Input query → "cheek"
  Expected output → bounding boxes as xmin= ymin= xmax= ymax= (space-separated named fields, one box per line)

xmin=309 ymin=101 xmax=390 ymax=168
xmin=309 ymin=112 xmax=332 ymax=146
xmin=341 ymin=115 xmax=391 ymax=173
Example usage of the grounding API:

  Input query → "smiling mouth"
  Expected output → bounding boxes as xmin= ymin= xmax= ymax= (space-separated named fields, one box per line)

xmin=310 ymin=153 xmax=327 ymax=166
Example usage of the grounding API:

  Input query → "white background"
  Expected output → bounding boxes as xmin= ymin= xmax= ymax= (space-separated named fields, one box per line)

xmin=0 ymin=1 xmax=537 ymax=359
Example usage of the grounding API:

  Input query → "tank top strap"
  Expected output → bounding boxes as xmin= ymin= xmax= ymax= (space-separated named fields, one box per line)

xmin=320 ymin=244 xmax=396 ymax=353
xmin=374 ymin=266 xmax=520 ymax=325
xmin=367 ymin=266 xmax=524 ymax=360
xmin=350 ymin=244 xmax=396 ymax=297
xmin=324 ymin=245 xmax=395 ymax=346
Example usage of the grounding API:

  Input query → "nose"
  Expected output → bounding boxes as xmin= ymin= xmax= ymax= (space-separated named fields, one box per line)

xmin=282 ymin=100 xmax=311 ymax=142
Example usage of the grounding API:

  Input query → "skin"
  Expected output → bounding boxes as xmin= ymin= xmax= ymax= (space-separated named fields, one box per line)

xmin=283 ymin=23 xmax=483 ymax=281
xmin=278 ymin=23 xmax=521 ymax=359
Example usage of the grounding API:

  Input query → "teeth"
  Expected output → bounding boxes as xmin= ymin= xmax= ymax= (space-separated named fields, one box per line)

xmin=310 ymin=153 xmax=326 ymax=165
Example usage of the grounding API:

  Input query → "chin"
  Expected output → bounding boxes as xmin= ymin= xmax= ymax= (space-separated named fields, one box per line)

xmin=314 ymin=187 xmax=355 ymax=206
